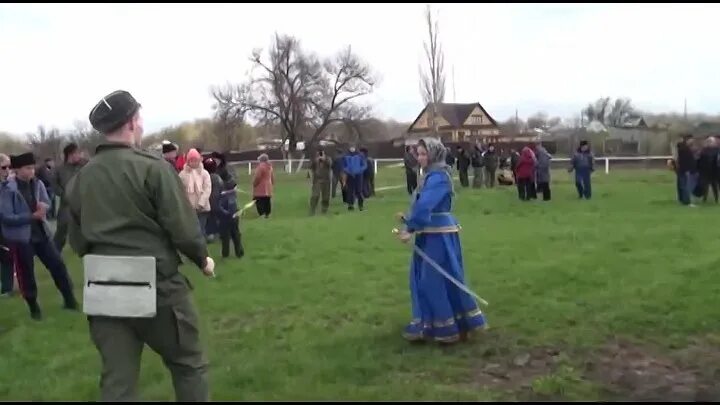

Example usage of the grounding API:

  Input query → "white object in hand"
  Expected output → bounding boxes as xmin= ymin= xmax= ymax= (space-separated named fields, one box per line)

xmin=203 ymin=257 xmax=216 ymax=278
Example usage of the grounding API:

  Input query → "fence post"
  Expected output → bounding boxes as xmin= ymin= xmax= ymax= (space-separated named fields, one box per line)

xmin=605 ymin=158 xmax=609 ymax=174
xmin=374 ymin=159 xmax=378 ymax=175
xmin=247 ymin=162 xmax=251 ymax=175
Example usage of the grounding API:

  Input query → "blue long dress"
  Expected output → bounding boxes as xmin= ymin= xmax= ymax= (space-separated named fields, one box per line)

xmin=401 ymin=169 xmax=486 ymax=343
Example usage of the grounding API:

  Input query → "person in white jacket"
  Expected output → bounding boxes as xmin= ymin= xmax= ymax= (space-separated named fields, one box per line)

xmin=179 ymin=148 xmax=212 ymax=236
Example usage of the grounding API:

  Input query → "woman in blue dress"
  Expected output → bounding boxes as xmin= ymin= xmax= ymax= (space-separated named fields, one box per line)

xmin=395 ymin=138 xmax=486 ymax=344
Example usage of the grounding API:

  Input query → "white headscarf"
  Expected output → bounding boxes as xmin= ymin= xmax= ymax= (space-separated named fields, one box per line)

xmin=415 ymin=137 xmax=454 ymax=196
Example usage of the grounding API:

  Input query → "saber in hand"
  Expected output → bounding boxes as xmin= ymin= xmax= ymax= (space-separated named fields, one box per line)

xmin=393 ymin=228 xmax=489 ymax=307
xmin=233 ymin=200 xmax=257 ymax=218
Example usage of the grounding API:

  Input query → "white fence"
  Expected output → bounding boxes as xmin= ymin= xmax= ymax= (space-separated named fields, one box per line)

xmin=229 ymin=156 xmax=673 ymax=175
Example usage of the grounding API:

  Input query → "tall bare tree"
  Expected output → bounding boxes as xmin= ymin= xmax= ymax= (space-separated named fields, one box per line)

xmin=419 ymin=4 xmax=446 ymax=136
xmin=27 ymin=126 xmax=64 ymax=161
xmin=211 ymin=33 xmax=376 ymax=155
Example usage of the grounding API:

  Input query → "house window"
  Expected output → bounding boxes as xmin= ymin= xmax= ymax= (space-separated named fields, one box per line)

xmin=471 ymin=129 xmax=479 ymax=136
xmin=469 ymin=114 xmax=484 ymax=125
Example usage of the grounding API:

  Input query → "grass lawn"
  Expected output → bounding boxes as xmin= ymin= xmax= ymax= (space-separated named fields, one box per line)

xmin=2 ymin=166 xmax=720 ymax=401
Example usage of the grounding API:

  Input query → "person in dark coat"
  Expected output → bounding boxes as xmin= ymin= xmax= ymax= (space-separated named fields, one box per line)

xmin=697 ymin=136 xmax=719 ymax=203
xmin=360 ymin=147 xmax=375 ymax=198
xmin=569 ymin=140 xmax=595 ymax=200
xmin=534 ymin=142 xmax=552 ymax=201
xmin=0 ymin=153 xmax=14 ymax=297
xmin=332 ymin=149 xmax=345 ymax=199
xmin=0 ymin=152 xmax=78 ymax=320
xmin=204 ymin=157 xmax=223 ymax=242
xmin=403 ymin=146 xmax=419 ymax=195
xmin=455 ymin=146 xmax=471 ymax=188
xmin=211 ymin=151 xmax=234 ymax=182
xmin=675 ymin=134 xmax=698 ymax=206
xmin=509 ymin=149 xmax=520 ymax=182
xmin=445 ymin=147 xmax=456 ymax=168
xmin=217 ymin=179 xmax=244 ymax=258
xmin=483 ymin=144 xmax=499 ymax=188
xmin=470 ymin=142 xmax=485 ymax=188
xmin=515 ymin=146 xmax=537 ymax=201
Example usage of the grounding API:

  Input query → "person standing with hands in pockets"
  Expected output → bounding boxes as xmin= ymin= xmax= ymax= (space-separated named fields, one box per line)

xmin=66 ymin=90 xmax=215 ymax=401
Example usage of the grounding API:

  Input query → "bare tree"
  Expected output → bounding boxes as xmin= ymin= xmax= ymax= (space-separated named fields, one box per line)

xmin=606 ymin=98 xmax=636 ymax=127
xmin=527 ymin=112 xmax=549 ymax=130
xmin=419 ymin=4 xmax=446 ymax=136
xmin=211 ymin=33 xmax=376 ymax=155
xmin=583 ymin=97 xmax=611 ymax=124
xmin=27 ymin=126 xmax=64 ymax=161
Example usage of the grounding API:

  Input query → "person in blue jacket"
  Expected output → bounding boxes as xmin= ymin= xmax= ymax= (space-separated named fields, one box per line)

xmin=342 ymin=145 xmax=367 ymax=211
xmin=395 ymin=138 xmax=486 ymax=344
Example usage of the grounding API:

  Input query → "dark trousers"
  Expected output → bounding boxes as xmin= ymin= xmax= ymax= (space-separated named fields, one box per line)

xmin=528 ymin=179 xmax=537 ymax=199
xmin=254 ymin=196 xmax=272 ymax=217
xmin=362 ymin=173 xmax=375 ymax=198
xmin=458 ymin=169 xmax=470 ymax=187
xmin=219 ymin=217 xmax=244 ymax=258
xmin=54 ymin=206 xmax=70 ymax=251
xmin=346 ymin=174 xmax=364 ymax=209
xmin=575 ymin=170 xmax=592 ymax=200
xmin=406 ymin=170 xmax=418 ymax=195
xmin=676 ymin=171 xmax=697 ymax=206
xmin=517 ymin=178 xmax=534 ymax=201
xmin=484 ymin=168 xmax=496 ymax=188
xmin=537 ymin=182 xmax=551 ymax=201
xmin=9 ymin=238 xmax=74 ymax=308
xmin=700 ymin=174 xmax=719 ymax=203
xmin=0 ymin=251 xmax=13 ymax=294
xmin=331 ymin=172 xmax=342 ymax=198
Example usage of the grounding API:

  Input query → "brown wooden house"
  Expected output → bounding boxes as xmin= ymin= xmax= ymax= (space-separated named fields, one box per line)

xmin=406 ymin=102 xmax=500 ymax=143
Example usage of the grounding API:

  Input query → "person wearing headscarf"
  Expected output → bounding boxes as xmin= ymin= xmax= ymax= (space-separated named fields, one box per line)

xmin=178 ymin=149 xmax=213 ymax=234
xmin=697 ymin=136 xmax=719 ymax=203
xmin=568 ymin=140 xmax=595 ymax=200
xmin=515 ymin=146 xmax=537 ymax=201
xmin=534 ymin=141 xmax=553 ymax=201
xmin=395 ymin=138 xmax=486 ymax=345
xmin=253 ymin=154 xmax=274 ymax=218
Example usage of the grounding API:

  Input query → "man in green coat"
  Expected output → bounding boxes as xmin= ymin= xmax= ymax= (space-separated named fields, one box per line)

xmin=53 ymin=143 xmax=86 ymax=251
xmin=309 ymin=148 xmax=332 ymax=215
xmin=67 ymin=90 xmax=216 ymax=402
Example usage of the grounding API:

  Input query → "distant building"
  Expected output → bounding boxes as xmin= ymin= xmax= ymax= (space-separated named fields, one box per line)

xmin=406 ymin=102 xmax=500 ymax=143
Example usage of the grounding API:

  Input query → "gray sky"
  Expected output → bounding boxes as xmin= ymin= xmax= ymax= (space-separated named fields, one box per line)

xmin=1 ymin=3 xmax=719 ymax=135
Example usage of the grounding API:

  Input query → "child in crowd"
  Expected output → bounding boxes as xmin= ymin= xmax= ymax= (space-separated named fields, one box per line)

xmin=217 ymin=179 xmax=245 ymax=259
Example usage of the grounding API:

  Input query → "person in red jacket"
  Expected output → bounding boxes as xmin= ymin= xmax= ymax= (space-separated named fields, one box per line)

xmin=515 ymin=146 xmax=537 ymax=201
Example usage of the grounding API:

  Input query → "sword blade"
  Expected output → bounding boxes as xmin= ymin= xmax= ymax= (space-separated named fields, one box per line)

xmin=412 ymin=245 xmax=489 ymax=307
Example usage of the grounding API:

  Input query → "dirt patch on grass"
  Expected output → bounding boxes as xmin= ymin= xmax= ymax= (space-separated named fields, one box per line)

xmin=468 ymin=335 xmax=720 ymax=401
xmin=473 ymin=345 xmax=565 ymax=392
xmin=583 ymin=338 xmax=720 ymax=401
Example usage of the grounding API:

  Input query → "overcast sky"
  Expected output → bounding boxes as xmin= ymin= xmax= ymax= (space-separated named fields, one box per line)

xmin=2 ymin=3 xmax=719 ymax=135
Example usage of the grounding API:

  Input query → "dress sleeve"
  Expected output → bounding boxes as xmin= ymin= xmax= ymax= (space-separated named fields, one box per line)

xmin=403 ymin=172 xmax=449 ymax=233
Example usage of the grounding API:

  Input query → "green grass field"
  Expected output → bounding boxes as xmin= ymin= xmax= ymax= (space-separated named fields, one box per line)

xmin=2 ymin=167 xmax=720 ymax=401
